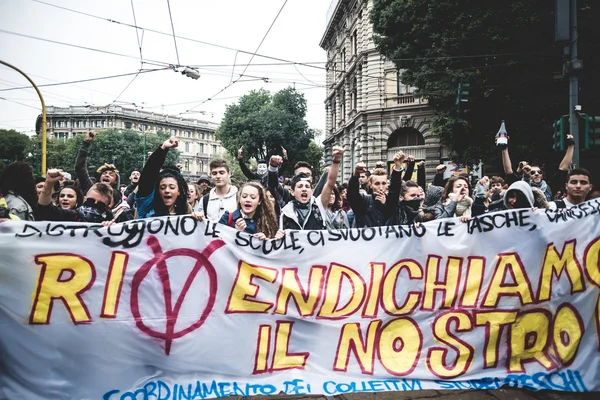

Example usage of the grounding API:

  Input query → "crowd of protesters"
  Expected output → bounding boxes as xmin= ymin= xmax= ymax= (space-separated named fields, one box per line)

xmin=0 ymin=130 xmax=596 ymax=240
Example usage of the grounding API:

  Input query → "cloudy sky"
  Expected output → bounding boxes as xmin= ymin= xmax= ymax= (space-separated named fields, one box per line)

xmin=0 ymin=0 xmax=331 ymax=138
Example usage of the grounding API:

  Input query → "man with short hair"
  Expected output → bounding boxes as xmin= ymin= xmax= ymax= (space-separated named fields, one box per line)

xmin=124 ymin=168 xmax=141 ymax=197
xmin=348 ymin=163 xmax=388 ymax=227
xmin=548 ymin=168 xmax=593 ymax=209
xmin=198 ymin=158 xmax=238 ymax=221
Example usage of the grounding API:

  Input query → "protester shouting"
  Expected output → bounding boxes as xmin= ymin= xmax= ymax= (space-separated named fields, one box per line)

xmin=124 ymin=168 xmax=141 ymax=197
xmin=37 ymin=169 xmax=114 ymax=224
xmin=75 ymin=131 xmax=132 ymax=222
xmin=433 ymin=176 xmax=473 ymax=222
xmin=57 ymin=185 xmax=83 ymax=210
xmin=215 ymin=181 xmax=284 ymax=240
xmin=135 ymin=137 xmax=191 ymax=218
xmin=279 ymin=146 xmax=344 ymax=230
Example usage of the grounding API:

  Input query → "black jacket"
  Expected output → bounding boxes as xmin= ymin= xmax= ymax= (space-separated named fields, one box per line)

xmin=347 ymin=175 xmax=386 ymax=227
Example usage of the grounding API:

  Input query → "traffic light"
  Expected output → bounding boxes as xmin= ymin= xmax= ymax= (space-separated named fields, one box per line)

xmin=583 ymin=115 xmax=600 ymax=149
xmin=455 ymin=82 xmax=470 ymax=107
xmin=552 ymin=116 xmax=567 ymax=151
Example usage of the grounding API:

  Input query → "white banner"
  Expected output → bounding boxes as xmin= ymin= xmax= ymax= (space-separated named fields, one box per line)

xmin=1 ymin=201 xmax=600 ymax=399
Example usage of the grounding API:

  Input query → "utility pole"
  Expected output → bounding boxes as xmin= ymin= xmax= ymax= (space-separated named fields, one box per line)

xmin=568 ymin=0 xmax=581 ymax=167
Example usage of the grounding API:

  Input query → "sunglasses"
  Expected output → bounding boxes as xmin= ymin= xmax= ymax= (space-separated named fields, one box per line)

xmin=530 ymin=170 xmax=542 ymax=175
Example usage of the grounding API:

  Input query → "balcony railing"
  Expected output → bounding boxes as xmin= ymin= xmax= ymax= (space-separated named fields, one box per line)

xmin=387 ymin=146 xmax=427 ymax=161
xmin=385 ymin=95 xmax=427 ymax=107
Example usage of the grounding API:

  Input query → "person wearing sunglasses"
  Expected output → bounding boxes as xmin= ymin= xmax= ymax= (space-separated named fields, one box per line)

xmin=37 ymin=169 xmax=115 ymax=224
xmin=519 ymin=163 xmax=552 ymax=202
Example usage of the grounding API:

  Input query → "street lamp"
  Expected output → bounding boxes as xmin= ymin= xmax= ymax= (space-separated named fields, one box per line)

xmin=0 ymin=60 xmax=47 ymax=176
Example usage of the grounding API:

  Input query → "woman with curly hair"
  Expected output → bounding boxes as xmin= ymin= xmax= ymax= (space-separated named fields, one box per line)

xmin=135 ymin=137 xmax=191 ymax=218
xmin=0 ymin=161 xmax=37 ymax=220
xmin=216 ymin=182 xmax=283 ymax=240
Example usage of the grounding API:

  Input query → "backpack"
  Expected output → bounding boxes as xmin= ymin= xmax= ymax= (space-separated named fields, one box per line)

xmin=202 ymin=194 xmax=210 ymax=215
xmin=227 ymin=211 xmax=234 ymax=227
xmin=554 ymin=199 xmax=567 ymax=209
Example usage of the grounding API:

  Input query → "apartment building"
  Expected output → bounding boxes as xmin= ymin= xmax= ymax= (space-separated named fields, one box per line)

xmin=41 ymin=105 xmax=223 ymax=181
xmin=321 ymin=0 xmax=447 ymax=181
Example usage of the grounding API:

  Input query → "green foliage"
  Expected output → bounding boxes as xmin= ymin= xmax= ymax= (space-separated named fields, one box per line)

xmin=371 ymin=0 xmax=600 ymax=164
xmin=0 ymin=129 xmax=31 ymax=162
xmin=26 ymin=130 xmax=179 ymax=179
xmin=216 ymin=87 xmax=319 ymax=177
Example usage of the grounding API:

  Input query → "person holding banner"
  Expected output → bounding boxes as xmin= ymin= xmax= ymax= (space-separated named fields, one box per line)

xmin=279 ymin=146 xmax=344 ymax=230
xmin=36 ymin=168 xmax=115 ymax=224
xmin=217 ymin=181 xmax=284 ymax=240
xmin=135 ymin=137 xmax=191 ymax=219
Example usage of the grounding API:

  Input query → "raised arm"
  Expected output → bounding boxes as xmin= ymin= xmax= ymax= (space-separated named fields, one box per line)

xmin=137 ymin=137 xmax=178 ymax=198
xmin=385 ymin=152 xmax=405 ymax=220
xmin=74 ymin=131 xmax=97 ymax=195
xmin=402 ymin=155 xmax=415 ymax=181
xmin=348 ymin=163 xmax=367 ymax=218
xmin=237 ymin=146 xmax=260 ymax=180
xmin=559 ymin=134 xmax=575 ymax=171
xmin=320 ymin=146 xmax=344 ymax=209
xmin=416 ymin=161 xmax=426 ymax=189
xmin=501 ymin=148 xmax=513 ymax=175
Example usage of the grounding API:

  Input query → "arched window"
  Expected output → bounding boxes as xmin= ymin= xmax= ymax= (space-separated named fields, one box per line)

xmin=387 ymin=128 xmax=424 ymax=148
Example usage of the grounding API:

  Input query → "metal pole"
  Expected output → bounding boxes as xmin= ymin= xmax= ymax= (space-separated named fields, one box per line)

xmin=569 ymin=0 xmax=580 ymax=167
xmin=143 ymin=133 xmax=147 ymax=165
xmin=0 ymin=60 xmax=47 ymax=176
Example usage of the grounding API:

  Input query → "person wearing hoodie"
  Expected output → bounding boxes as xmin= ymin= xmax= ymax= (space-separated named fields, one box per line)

xmin=216 ymin=182 xmax=284 ymax=240
xmin=279 ymin=146 xmax=343 ymax=230
xmin=135 ymin=137 xmax=191 ymax=219
xmin=196 ymin=175 xmax=212 ymax=196
xmin=503 ymin=180 xmax=536 ymax=210
xmin=75 ymin=131 xmax=132 ymax=222
xmin=56 ymin=185 xmax=84 ymax=210
xmin=433 ymin=176 xmax=473 ymax=222
xmin=197 ymin=158 xmax=238 ymax=221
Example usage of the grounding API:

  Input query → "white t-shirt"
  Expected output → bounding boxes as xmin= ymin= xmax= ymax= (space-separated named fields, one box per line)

xmin=548 ymin=198 xmax=577 ymax=210
xmin=199 ymin=186 xmax=238 ymax=221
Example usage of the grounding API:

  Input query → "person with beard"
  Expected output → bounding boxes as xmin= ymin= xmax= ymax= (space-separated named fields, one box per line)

xmin=135 ymin=137 xmax=191 ymax=219
xmin=75 ymin=131 xmax=132 ymax=222
xmin=279 ymin=146 xmax=344 ymax=230
xmin=237 ymin=146 xmax=269 ymax=188
xmin=124 ymin=168 xmax=141 ymax=197
xmin=216 ymin=182 xmax=284 ymax=240
xmin=56 ymin=185 xmax=83 ymax=210
xmin=0 ymin=161 xmax=37 ymax=221
xmin=37 ymin=169 xmax=114 ymax=224
xmin=433 ymin=176 xmax=473 ymax=222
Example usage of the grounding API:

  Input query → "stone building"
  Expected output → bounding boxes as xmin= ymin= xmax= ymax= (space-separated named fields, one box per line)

xmin=40 ymin=105 xmax=223 ymax=181
xmin=320 ymin=0 xmax=448 ymax=182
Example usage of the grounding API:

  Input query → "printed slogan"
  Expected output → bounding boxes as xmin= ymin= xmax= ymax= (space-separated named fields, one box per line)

xmin=1 ymin=201 xmax=600 ymax=399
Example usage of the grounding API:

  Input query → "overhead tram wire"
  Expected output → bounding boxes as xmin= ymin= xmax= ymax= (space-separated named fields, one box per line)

xmin=111 ymin=0 xmax=145 ymax=105
xmin=165 ymin=0 xmax=181 ymax=66
xmin=0 ymin=68 xmax=170 ymax=92
xmin=182 ymin=0 xmax=289 ymax=114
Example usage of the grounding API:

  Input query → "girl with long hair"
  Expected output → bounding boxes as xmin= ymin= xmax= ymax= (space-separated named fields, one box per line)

xmin=187 ymin=183 xmax=202 ymax=212
xmin=433 ymin=176 xmax=473 ymax=222
xmin=325 ymin=186 xmax=349 ymax=229
xmin=218 ymin=182 xmax=283 ymax=240
xmin=136 ymin=137 xmax=191 ymax=218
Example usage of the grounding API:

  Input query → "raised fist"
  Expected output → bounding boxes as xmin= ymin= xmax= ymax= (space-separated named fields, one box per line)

xmin=161 ymin=137 xmax=179 ymax=150
xmin=332 ymin=146 xmax=344 ymax=163
xmin=393 ymin=151 xmax=406 ymax=169
xmin=45 ymin=168 xmax=64 ymax=183
xmin=436 ymin=164 xmax=447 ymax=173
xmin=417 ymin=160 xmax=426 ymax=167
xmin=84 ymin=131 xmax=97 ymax=142
xmin=269 ymin=155 xmax=283 ymax=168
xmin=354 ymin=162 xmax=367 ymax=176
xmin=407 ymin=154 xmax=415 ymax=162
xmin=237 ymin=146 xmax=243 ymax=159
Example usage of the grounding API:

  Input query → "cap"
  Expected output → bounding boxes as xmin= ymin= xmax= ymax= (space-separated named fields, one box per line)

xmin=197 ymin=175 xmax=211 ymax=184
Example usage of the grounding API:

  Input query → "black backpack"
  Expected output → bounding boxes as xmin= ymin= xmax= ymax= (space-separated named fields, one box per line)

xmin=202 ymin=194 xmax=210 ymax=214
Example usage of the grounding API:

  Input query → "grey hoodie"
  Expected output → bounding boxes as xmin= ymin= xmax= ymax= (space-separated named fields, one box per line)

xmin=503 ymin=181 xmax=534 ymax=209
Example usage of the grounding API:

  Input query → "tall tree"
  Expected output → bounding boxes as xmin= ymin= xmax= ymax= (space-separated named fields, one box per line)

xmin=0 ymin=129 xmax=30 ymax=162
xmin=26 ymin=130 xmax=179 ymax=178
xmin=217 ymin=87 xmax=319 ymax=176
xmin=371 ymin=0 xmax=600 ymax=166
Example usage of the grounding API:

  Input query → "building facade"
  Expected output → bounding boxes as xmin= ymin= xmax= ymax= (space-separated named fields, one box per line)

xmin=41 ymin=105 xmax=223 ymax=181
xmin=321 ymin=0 xmax=448 ymax=182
